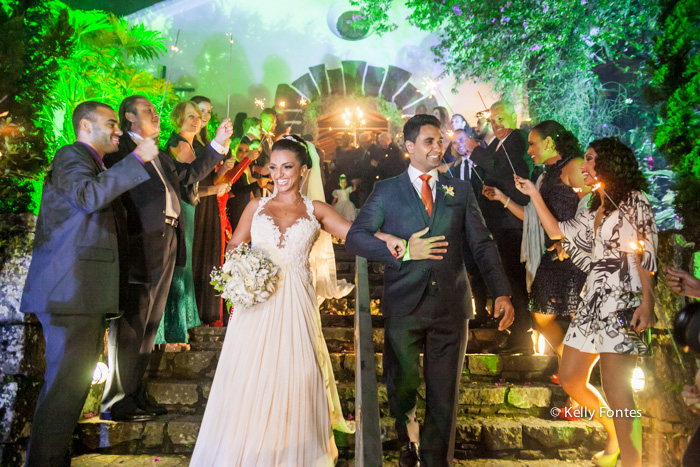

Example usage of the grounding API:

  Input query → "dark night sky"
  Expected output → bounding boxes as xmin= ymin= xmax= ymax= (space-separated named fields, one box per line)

xmin=63 ymin=0 xmax=163 ymax=16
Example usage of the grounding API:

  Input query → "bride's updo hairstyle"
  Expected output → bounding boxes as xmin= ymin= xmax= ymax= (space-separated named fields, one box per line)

xmin=271 ymin=135 xmax=313 ymax=170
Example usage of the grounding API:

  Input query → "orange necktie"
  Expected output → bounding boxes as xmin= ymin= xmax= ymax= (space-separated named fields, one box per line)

xmin=419 ymin=173 xmax=433 ymax=216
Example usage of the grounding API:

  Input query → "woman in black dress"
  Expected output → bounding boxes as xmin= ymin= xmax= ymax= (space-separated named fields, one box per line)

xmin=190 ymin=96 xmax=234 ymax=325
xmin=482 ymin=120 xmax=588 ymax=358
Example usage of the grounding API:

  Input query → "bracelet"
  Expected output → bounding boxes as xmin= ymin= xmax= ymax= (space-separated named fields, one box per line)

xmin=503 ymin=197 xmax=511 ymax=209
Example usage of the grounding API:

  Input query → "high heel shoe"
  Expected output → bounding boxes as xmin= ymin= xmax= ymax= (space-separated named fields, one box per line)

xmin=592 ymin=448 xmax=620 ymax=467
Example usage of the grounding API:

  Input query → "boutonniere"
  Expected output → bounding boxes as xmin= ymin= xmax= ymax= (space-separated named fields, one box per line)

xmin=439 ymin=185 xmax=455 ymax=199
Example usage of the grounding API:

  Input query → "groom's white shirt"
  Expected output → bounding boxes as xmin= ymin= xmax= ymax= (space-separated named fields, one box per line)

xmin=407 ymin=164 xmax=438 ymax=202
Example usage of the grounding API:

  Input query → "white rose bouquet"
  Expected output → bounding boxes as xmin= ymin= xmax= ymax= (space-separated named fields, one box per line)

xmin=210 ymin=243 xmax=280 ymax=310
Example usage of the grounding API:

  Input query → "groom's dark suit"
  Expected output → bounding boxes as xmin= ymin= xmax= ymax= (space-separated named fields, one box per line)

xmin=346 ymin=169 xmax=511 ymax=466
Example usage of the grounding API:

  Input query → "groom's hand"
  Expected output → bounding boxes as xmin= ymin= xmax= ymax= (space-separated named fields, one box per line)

xmin=493 ymin=296 xmax=515 ymax=331
xmin=407 ymin=227 xmax=448 ymax=260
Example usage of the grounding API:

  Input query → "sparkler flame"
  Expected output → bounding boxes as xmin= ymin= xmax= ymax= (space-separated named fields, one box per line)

xmin=278 ymin=101 xmax=286 ymax=108
xmin=592 ymin=182 xmax=603 ymax=191
xmin=421 ymin=77 xmax=439 ymax=97
xmin=572 ymin=187 xmax=583 ymax=193
xmin=0 ymin=111 xmax=8 ymax=118
xmin=170 ymin=45 xmax=180 ymax=53
xmin=298 ymin=97 xmax=307 ymax=106
xmin=254 ymin=98 xmax=265 ymax=109
xmin=629 ymin=240 xmax=645 ymax=252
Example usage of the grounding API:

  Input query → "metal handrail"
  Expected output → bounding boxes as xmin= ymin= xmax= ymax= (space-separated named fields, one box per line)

xmin=353 ymin=255 xmax=382 ymax=465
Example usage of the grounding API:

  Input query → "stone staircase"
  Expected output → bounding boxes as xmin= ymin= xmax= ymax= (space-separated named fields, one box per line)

xmin=73 ymin=244 xmax=606 ymax=463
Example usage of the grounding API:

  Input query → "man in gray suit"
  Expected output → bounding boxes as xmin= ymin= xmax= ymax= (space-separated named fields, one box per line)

xmin=20 ymin=101 xmax=159 ymax=466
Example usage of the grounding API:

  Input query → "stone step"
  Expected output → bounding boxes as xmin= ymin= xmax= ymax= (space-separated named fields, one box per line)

xmin=70 ymin=454 xmax=602 ymax=467
xmin=148 ymin=348 xmax=558 ymax=383
xmin=75 ymin=415 xmax=605 ymax=460
xmin=144 ymin=376 xmax=566 ymax=420
xmin=147 ymin=346 xmax=558 ymax=385
xmin=188 ymin=325 xmax=508 ymax=354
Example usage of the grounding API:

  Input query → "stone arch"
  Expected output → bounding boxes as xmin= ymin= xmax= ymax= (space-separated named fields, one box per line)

xmin=273 ymin=61 xmax=437 ymax=154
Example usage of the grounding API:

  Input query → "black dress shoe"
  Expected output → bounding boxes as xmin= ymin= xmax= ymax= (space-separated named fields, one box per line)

xmin=107 ymin=407 xmax=155 ymax=422
xmin=399 ymin=442 xmax=419 ymax=467
xmin=141 ymin=403 xmax=167 ymax=416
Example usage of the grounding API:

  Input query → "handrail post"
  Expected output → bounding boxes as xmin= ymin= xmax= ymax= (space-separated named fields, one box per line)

xmin=353 ymin=255 xmax=382 ymax=465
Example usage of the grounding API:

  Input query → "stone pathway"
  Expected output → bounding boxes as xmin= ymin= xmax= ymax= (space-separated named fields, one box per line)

xmin=73 ymin=454 xmax=598 ymax=466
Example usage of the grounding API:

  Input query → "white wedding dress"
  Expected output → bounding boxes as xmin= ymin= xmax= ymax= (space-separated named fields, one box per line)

xmin=190 ymin=195 xmax=352 ymax=466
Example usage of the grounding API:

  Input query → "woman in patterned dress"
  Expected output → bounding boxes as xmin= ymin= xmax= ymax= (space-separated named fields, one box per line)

xmin=515 ymin=137 xmax=657 ymax=467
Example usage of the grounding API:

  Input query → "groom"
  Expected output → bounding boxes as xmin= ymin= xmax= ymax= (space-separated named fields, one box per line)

xmin=346 ymin=114 xmax=514 ymax=467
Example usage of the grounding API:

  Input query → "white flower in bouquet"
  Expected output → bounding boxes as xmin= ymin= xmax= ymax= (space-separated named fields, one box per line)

xmin=210 ymin=243 xmax=280 ymax=310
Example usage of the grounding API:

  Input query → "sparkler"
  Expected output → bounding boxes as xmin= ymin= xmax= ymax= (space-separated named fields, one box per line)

xmin=298 ymin=97 xmax=307 ymax=106
xmin=227 ymin=33 xmax=233 ymax=119
xmin=421 ymin=76 xmax=455 ymax=115
xmin=158 ymin=29 xmax=181 ymax=126
xmin=254 ymin=98 xmax=265 ymax=109
xmin=500 ymin=143 xmax=517 ymax=174
xmin=278 ymin=101 xmax=286 ymax=108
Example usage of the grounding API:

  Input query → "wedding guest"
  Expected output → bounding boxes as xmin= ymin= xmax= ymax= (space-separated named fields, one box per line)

xmin=232 ymin=112 xmax=247 ymax=139
xmin=516 ymin=137 xmax=657 ymax=467
xmin=432 ymin=106 xmax=449 ymax=127
xmin=374 ymin=131 xmax=408 ymax=179
xmin=665 ymin=267 xmax=700 ymax=467
xmin=101 ymin=95 xmax=231 ymax=421
xmin=191 ymin=99 xmax=236 ymax=327
xmin=475 ymin=116 xmax=495 ymax=148
xmin=483 ymin=121 xmax=589 ymax=378
xmin=22 ymin=101 xmax=157 ymax=466
xmin=332 ymin=174 xmax=356 ymax=221
xmin=414 ymin=103 xmax=428 ymax=115
xmin=451 ymin=113 xmax=468 ymax=131
xmin=225 ymin=138 xmax=268 ymax=232
xmin=465 ymin=100 xmax=535 ymax=354
xmin=432 ymin=106 xmax=454 ymax=163
xmin=155 ymin=101 xmax=204 ymax=347
xmin=445 ymin=128 xmax=491 ymax=328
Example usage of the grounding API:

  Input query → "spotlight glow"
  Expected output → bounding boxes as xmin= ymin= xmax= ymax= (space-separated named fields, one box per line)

xmin=632 ymin=366 xmax=645 ymax=391
xmin=92 ymin=362 xmax=109 ymax=385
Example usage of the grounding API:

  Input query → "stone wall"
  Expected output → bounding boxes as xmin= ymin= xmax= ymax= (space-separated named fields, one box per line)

xmin=637 ymin=231 xmax=700 ymax=466
xmin=0 ymin=215 xmax=43 ymax=467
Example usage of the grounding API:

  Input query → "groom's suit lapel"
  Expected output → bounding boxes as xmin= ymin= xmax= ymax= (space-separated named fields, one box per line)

xmin=430 ymin=175 xmax=448 ymax=231
xmin=399 ymin=171 xmax=429 ymax=227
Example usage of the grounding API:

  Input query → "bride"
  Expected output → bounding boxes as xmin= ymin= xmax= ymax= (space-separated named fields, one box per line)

xmin=190 ymin=136 xmax=404 ymax=466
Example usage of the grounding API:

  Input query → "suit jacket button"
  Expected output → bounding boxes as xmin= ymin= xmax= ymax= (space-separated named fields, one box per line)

xmin=431 ymin=281 xmax=437 ymax=286
xmin=162 ymin=210 xmax=165 ymax=214
xmin=162 ymin=232 xmax=165 ymax=237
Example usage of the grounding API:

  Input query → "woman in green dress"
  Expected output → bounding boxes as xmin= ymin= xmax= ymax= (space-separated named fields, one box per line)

xmin=155 ymin=101 xmax=204 ymax=346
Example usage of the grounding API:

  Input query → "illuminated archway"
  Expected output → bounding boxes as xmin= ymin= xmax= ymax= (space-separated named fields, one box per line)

xmin=273 ymin=61 xmax=437 ymax=156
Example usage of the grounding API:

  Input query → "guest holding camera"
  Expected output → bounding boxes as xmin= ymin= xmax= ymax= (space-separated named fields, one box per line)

xmin=666 ymin=266 xmax=700 ymax=466
xmin=515 ymin=137 xmax=658 ymax=467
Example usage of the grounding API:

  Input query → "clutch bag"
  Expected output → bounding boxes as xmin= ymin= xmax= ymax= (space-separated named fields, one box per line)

xmin=614 ymin=307 xmax=652 ymax=356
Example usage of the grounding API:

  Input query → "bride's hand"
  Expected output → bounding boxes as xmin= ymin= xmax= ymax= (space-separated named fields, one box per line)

xmin=375 ymin=233 xmax=406 ymax=258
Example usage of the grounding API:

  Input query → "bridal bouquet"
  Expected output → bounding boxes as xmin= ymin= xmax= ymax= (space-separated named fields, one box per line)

xmin=210 ymin=243 xmax=280 ymax=310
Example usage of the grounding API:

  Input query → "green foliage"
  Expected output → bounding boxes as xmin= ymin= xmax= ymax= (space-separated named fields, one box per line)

xmin=0 ymin=0 xmax=174 ymax=262
xmin=352 ymin=0 xmax=677 ymax=229
xmin=0 ymin=0 xmax=74 ymax=260
xmin=39 ymin=4 xmax=176 ymax=157
xmin=649 ymin=0 xmax=700 ymax=241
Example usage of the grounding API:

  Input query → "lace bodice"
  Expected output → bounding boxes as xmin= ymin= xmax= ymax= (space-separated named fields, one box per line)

xmin=251 ymin=195 xmax=321 ymax=283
